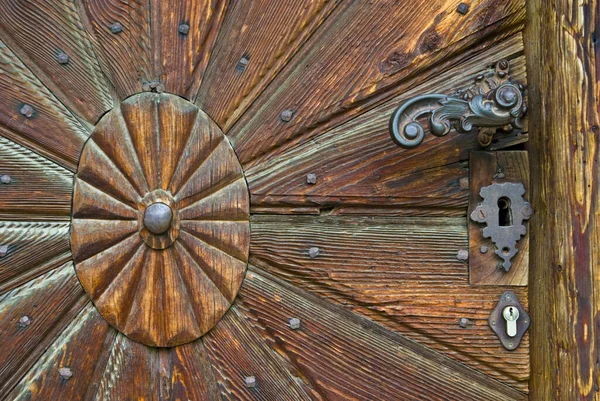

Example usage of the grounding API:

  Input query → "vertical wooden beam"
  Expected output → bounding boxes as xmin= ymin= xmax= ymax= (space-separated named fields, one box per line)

xmin=525 ymin=0 xmax=600 ymax=399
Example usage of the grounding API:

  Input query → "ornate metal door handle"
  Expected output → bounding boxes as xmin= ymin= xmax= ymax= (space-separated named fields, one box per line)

xmin=389 ymin=60 xmax=527 ymax=148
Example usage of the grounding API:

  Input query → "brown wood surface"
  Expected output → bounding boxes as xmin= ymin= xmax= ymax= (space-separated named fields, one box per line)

xmin=7 ymin=304 xmax=113 ymax=401
xmin=525 ymin=0 xmax=600 ymax=399
xmin=0 ymin=0 xmax=114 ymax=123
xmin=233 ymin=268 xmax=526 ymax=400
xmin=250 ymin=215 xmax=529 ymax=392
xmin=0 ymin=137 xmax=73 ymax=220
xmin=0 ymin=222 xmax=71 ymax=294
xmin=71 ymin=93 xmax=249 ymax=347
xmin=0 ymin=264 xmax=88 ymax=399
xmin=246 ymin=37 xmax=528 ymax=216
xmin=196 ymin=0 xmax=340 ymax=128
xmin=0 ymin=39 xmax=91 ymax=171
xmin=227 ymin=0 xmax=526 ymax=169
xmin=469 ymin=151 xmax=530 ymax=286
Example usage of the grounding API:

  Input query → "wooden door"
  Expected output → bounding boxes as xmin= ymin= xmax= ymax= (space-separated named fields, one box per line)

xmin=0 ymin=0 xmax=532 ymax=400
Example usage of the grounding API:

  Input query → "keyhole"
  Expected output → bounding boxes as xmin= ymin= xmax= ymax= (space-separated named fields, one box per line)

xmin=509 ymin=307 xmax=514 ymax=318
xmin=498 ymin=197 xmax=512 ymax=226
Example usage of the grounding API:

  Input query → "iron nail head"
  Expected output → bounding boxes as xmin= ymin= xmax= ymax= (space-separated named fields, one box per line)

xmin=280 ymin=109 xmax=295 ymax=122
xmin=458 ymin=317 xmax=470 ymax=328
xmin=19 ymin=315 xmax=31 ymax=327
xmin=456 ymin=250 xmax=469 ymax=261
xmin=57 ymin=52 xmax=69 ymax=64
xmin=457 ymin=3 xmax=469 ymax=15
xmin=288 ymin=317 xmax=301 ymax=330
xmin=308 ymin=247 xmax=320 ymax=258
xmin=110 ymin=22 xmax=123 ymax=34
xmin=480 ymin=245 xmax=488 ymax=254
xmin=20 ymin=104 xmax=34 ymax=118
xmin=0 ymin=174 xmax=11 ymax=184
xmin=59 ymin=367 xmax=73 ymax=380
xmin=178 ymin=23 xmax=190 ymax=35
xmin=0 ymin=245 xmax=8 ymax=257
xmin=306 ymin=173 xmax=317 ymax=185
xmin=244 ymin=376 xmax=257 ymax=388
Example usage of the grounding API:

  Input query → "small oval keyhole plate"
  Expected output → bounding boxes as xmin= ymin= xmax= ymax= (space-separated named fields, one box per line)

xmin=489 ymin=291 xmax=530 ymax=350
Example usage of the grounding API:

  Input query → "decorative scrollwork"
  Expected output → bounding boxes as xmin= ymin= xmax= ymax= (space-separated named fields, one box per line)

xmin=389 ymin=60 xmax=527 ymax=148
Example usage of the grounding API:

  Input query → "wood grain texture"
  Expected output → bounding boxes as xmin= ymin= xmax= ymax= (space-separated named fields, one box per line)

xmin=469 ymin=151 xmax=529 ymax=286
xmin=157 ymin=340 xmax=220 ymax=401
xmin=71 ymin=93 xmax=249 ymax=347
xmin=0 ymin=39 xmax=90 ymax=171
xmin=250 ymin=215 xmax=529 ymax=392
xmin=0 ymin=222 xmax=71 ymax=295
xmin=525 ymin=0 xmax=600 ymax=398
xmin=235 ymin=268 xmax=526 ymax=400
xmin=0 ymin=137 xmax=73 ymax=221
xmin=0 ymin=0 xmax=113 ymax=123
xmin=155 ymin=0 xmax=228 ymax=99
xmin=7 ymin=304 xmax=114 ymax=401
xmin=0 ymin=264 xmax=88 ymax=399
xmin=246 ymin=38 xmax=528 ymax=216
xmin=80 ymin=0 xmax=155 ymax=98
xmin=196 ymin=0 xmax=341 ymax=128
xmin=203 ymin=306 xmax=315 ymax=401
xmin=228 ymin=0 xmax=526 ymax=169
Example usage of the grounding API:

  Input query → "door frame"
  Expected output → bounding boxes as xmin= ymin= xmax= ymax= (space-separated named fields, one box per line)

xmin=525 ymin=0 xmax=599 ymax=398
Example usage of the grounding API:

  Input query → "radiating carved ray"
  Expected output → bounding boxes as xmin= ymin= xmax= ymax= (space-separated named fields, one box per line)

xmin=6 ymin=304 xmax=112 ymax=401
xmin=94 ymin=245 xmax=148 ymax=329
xmin=0 ymin=264 xmax=88 ymax=399
xmin=157 ymin=95 xmax=199 ymax=191
xmin=155 ymin=0 xmax=229 ymax=100
xmin=196 ymin=0 xmax=340 ymax=130
xmin=175 ymin=140 xmax=244 ymax=209
xmin=92 ymin=109 xmax=150 ymax=196
xmin=203 ymin=305 xmax=315 ymax=401
xmin=80 ymin=0 xmax=155 ymax=98
xmin=77 ymin=140 xmax=142 ymax=207
xmin=75 ymin=234 xmax=142 ymax=299
xmin=177 ymin=231 xmax=246 ymax=302
xmin=168 ymin=111 xmax=223 ymax=195
xmin=161 ymin=247 xmax=203 ymax=344
xmin=123 ymin=249 xmax=166 ymax=346
xmin=173 ymin=241 xmax=232 ymax=330
xmin=0 ymin=136 xmax=73 ymax=221
xmin=0 ymin=222 xmax=71 ymax=294
xmin=178 ymin=178 xmax=249 ymax=221
xmin=70 ymin=220 xmax=137 ymax=262
xmin=0 ymin=0 xmax=114 ymax=123
xmin=72 ymin=180 xmax=138 ymax=220
xmin=0 ymin=40 xmax=90 ymax=171
xmin=121 ymin=94 xmax=161 ymax=190
xmin=181 ymin=221 xmax=250 ymax=262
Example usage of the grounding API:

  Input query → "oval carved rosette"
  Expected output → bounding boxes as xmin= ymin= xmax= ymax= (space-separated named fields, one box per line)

xmin=70 ymin=93 xmax=250 ymax=347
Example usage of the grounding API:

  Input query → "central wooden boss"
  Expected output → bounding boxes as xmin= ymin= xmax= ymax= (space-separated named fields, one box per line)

xmin=70 ymin=93 xmax=250 ymax=347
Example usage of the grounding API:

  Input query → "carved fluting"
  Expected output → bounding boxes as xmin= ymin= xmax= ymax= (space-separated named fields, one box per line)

xmin=390 ymin=60 xmax=527 ymax=148
xmin=70 ymin=93 xmax=250 ymax=347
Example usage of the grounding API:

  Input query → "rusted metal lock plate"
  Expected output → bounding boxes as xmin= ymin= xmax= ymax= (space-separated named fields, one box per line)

xmin=468 ymin=151 xmax=530 ymax=286
xmin=489 ymin=291 xmax=530 ymax=351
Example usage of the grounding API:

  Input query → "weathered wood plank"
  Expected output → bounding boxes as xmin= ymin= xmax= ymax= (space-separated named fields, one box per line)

xmin=0 ymin=222 xmax=71 ymax=294
xmin=0 ymin=137 xmax=73 ymax=221
xmin=157 ymin=340 xmax=220 ymax=401
xmin=0 ymin=40 xmax=91 ymax=171
xmin=91 ymin=333 xmax=159 ymax=401
xmin=0 ymin=0 xmax=113 ymax=123
xmin=80 ymin=0 xmax=155 ymax=98
xmin=228 ymin=0 xmax=526 ymax=169
xmin=525 ymin=0 xmax=600 ymax=398
xmin=7 ymin=304 xmax=114 ymax=401
xmin=250 ymin=215 xmax=529 ymax=392
xmin=469 ymin=151 xmax=529 ymax=286
xmin=196 ymin=0 xmax=341 ymax=127
xmin=237 ymin=268 xmax=527 ymax=400
xmin=246 ymin=38 xmax=527 ymax=216
xmin=203 ymin=305 xmax=316 ymax=401
xmin=0 ymin=264 xmax=88 ymax=399
xmin=155 ymin=0 xmax=228 ymax=99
